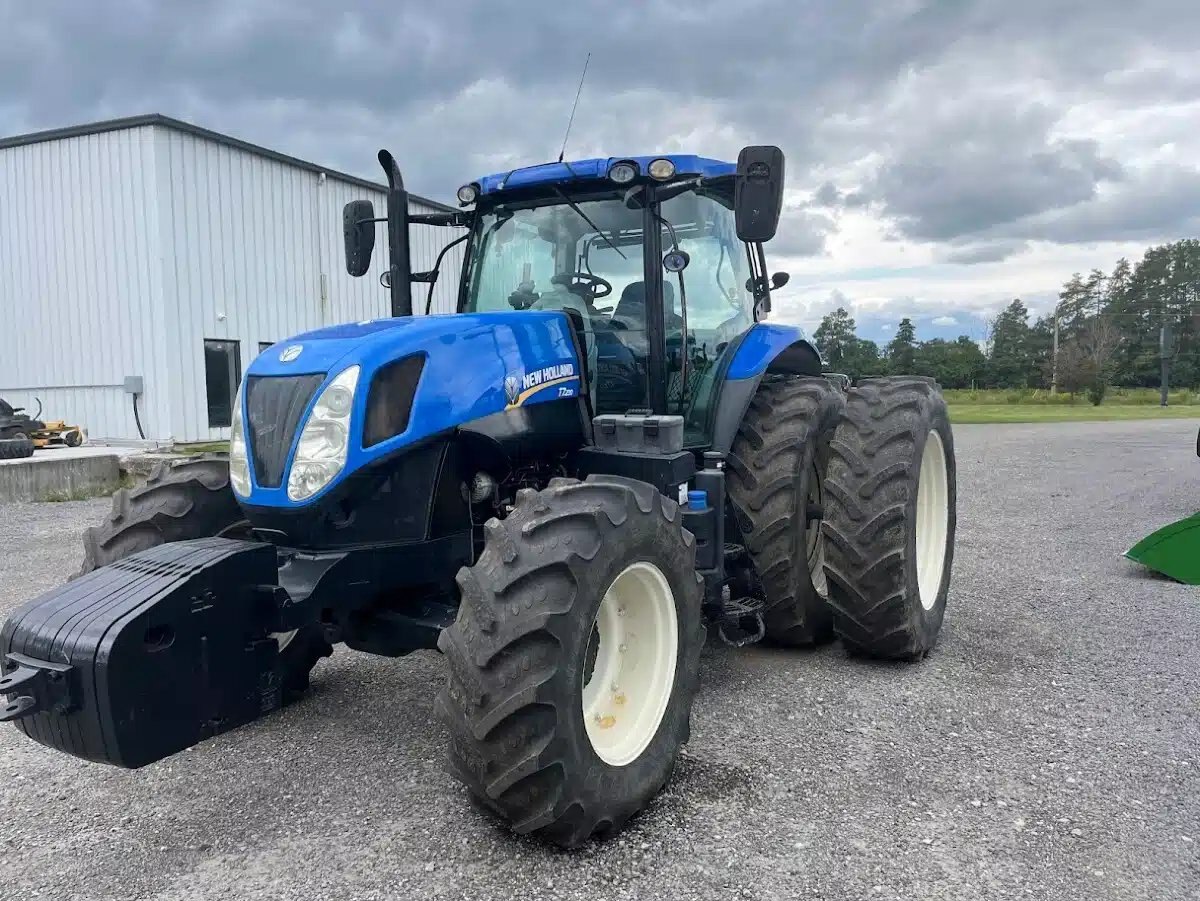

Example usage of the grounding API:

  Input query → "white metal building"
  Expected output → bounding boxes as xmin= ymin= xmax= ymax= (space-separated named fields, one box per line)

xmin=0 ymin=114 xmax=463 ymax=444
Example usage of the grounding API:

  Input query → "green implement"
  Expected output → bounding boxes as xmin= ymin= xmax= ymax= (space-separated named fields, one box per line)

xmin=1125 ymin=511 xmax=1200 ymax=584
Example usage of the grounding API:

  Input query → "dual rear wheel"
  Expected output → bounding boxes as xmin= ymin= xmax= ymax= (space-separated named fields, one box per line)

xmin=824 ymin=377 xmax=956 ymax=657
xmin=728 ymin=374 xmax=956 ymax=657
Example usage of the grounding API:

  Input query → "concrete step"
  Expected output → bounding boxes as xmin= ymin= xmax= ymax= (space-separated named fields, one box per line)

xmin=0 ymin=453 xmax=122 ymax=504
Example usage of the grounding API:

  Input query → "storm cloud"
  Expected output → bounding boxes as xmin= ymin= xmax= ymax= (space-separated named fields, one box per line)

xmin=3 ymin=0 xmax=1198 ymax=330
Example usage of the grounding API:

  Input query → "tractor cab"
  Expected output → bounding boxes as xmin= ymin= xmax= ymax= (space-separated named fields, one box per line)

xmin=343 ymin=148 xmax=792 ymax=446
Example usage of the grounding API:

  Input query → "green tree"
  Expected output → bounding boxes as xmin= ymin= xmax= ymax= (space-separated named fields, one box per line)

xmin=812 ymin=307 xmax=887 ymax=378
xmin=1109 ymin=240 xmax=1200 ymax=389
xmin=1107 ymin=257 xmax=1132 ymax=304
xmin=813 ymin=308 xmax=857 ymax=370
xmin=844 ymin=337 xmax=886 ymax=378
xmin=913 ymin=336 xmax=987 ymax=388
xmin=886 ymin=318 xmax=917 ymax=373
xmin=1030 ymin=314 xmax=1055 ymax=388
xmin=987 ymin=299 xmax=1034 ymax=388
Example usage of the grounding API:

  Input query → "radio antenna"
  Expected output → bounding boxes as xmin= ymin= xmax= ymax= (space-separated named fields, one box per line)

xmin=557 ymin=52 xmax=591 ymax=163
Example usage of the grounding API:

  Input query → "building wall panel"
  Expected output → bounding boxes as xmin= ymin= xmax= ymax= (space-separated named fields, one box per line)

xmin=0 ymin=125 xmax=164 ymax=441
xmin=156 ymin=126 xmax=464 ymax=442
xmin=0 ymin=119 xmax=464 ymax=444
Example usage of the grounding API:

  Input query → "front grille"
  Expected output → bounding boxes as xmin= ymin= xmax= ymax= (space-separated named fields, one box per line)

xmin=245 ymin=374 xmax=325 ymax=488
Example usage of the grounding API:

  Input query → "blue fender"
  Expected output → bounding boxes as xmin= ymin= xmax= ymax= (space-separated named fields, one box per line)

xmin=709 ymin=323 xmax=823 ymax=453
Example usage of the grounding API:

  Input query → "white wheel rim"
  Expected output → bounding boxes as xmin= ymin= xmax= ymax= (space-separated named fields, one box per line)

xmin=915 ymin=430 xmax=949 ymax=609
xmin=581 ymin=562 xmax=679 ymax=767
xmin=806 ymin=460 xmax=828 ymax=597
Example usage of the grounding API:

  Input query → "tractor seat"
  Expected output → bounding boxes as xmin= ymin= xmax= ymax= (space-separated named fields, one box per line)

xmin=611 ymin=281 xmax=681 ymax=332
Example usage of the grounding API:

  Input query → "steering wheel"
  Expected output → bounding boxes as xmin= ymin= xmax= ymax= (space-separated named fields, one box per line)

xmin=551 ymin=272 xmax=612 ymax=300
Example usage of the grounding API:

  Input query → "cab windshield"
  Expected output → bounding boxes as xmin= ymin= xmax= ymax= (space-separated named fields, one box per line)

xmin=462 ymin=189 xmax=753 ymax=426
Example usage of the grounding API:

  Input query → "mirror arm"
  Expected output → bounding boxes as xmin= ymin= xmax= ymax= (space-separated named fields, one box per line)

xmin=754 ymin=243 xmax=772 ymax=317
xmin=410 ymin=211 xmax=472 ymax=228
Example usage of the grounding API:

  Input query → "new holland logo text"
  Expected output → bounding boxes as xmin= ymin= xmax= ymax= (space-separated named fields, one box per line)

xmin=521 ymin=363 xmax=575 ymax=391
xmin=504 ymin=363 xmax=578 ymax=407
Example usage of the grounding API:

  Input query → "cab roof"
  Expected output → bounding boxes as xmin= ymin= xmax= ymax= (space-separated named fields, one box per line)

xmin=475 ymin=154 xmax=735 ymax=196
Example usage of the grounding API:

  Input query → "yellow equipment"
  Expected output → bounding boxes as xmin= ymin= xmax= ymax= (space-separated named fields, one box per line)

xmin=31 ymin=418 xmax=86 ymax=449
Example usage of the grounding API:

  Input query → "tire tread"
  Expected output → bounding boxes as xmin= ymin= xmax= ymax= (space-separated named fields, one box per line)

xmin=439 ymin=475 xmax=703 ymax=848
xmin=726 ymin=376 xmax=845 ymax=645
xmin=823 ymin=377 xmax=955 ymax=659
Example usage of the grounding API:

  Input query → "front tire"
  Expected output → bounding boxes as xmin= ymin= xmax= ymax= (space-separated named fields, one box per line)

xmin=823 ymin=377 xmax=956 ymax=659
xmin=78 ymin=456 xmax=332 ymax=699
xmin=438 ymin=475 xmax=704 ymax=848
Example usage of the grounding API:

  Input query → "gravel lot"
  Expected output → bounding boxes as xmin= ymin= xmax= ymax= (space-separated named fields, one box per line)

xmin=2 ymin=419 xmax=1198 ymax=901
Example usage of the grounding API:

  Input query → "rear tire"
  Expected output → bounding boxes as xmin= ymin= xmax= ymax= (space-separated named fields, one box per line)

xmin=0 ymin=438 xmax=35 ymax=460
xmin=78 ymin=456 xmax=331 ymax=699
xmin=727 ymin=375 xmax=845 ymax=645
xmin=438 ymin=475 xmax=704 ymax=848
xmin=823 ymin=377 xmax=956 ymax=659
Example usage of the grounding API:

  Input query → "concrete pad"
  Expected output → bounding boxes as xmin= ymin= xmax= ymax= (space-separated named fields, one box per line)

xmin=21 ymin=444 xmax=144 ymax=463
xmin=0 ymin=453 xmax=122 ymax=503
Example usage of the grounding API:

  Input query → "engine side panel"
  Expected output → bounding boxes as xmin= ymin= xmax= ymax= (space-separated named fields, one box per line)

xmin=242 ymin=312 xmax=583 ymax=508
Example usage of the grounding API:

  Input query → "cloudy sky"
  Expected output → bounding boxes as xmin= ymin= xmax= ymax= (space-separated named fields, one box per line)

xmin=4 ymin=0 xmax=1198 ymax=343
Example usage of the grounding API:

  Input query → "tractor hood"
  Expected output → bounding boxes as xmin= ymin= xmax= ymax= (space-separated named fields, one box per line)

xmin=241 ymin=311 xmax=583 ymax=508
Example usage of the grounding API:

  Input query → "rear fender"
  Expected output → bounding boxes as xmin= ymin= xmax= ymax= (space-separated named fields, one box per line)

xmin=709 ymin=325 xmax=823 ymax=453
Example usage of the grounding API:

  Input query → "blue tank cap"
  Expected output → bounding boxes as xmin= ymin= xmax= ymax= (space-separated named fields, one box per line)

xmin=687 ymin=490 xmax=708 ymax=511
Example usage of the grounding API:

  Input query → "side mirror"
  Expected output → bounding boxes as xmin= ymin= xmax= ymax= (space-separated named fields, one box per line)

xmin=734 ymin=145 xmax=785 ymax=242
xmin=771 ymin=271 xmax=790 ymax=289
xmin=343 ymin=199 xmax=377 ymax=277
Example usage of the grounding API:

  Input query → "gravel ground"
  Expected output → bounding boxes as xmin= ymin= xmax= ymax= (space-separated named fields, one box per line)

xmin=1 ymin=419 xmax=1198 ymax=901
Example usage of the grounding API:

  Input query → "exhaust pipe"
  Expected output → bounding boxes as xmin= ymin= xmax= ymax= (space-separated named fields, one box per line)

xmin=379 ymin=150 xmax=413 ymax=318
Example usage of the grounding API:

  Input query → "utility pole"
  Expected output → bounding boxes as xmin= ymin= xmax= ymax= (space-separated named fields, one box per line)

xmin=1160 ymin=318 xmax=1170 ymax=406
xmin=1050 ymin=310 xmax=1059 ymax=394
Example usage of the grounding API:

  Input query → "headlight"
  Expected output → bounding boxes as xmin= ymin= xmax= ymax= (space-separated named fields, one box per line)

xmin=229 ymin=381 xmax=251 ymax=497
xmin=648 ymin=158 xmax=676 ymax=180
xmin=457 ymin=183 xmax=479 ymax=205
xmin=608 ymin=161 xmax=638 ymax=184
xmin=287 ymin=366 xmax=360 ymax=502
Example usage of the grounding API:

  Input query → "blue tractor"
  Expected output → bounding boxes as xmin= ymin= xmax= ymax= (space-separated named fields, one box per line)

xmin=0 ymin=147 xmax=956 ymax=846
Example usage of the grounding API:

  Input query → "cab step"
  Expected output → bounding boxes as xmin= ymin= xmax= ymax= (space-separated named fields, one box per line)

xmin=716 ymin=595 xmax=765 ymax=647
